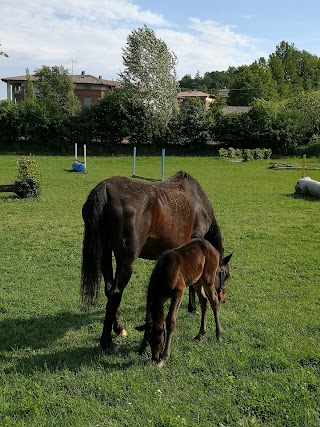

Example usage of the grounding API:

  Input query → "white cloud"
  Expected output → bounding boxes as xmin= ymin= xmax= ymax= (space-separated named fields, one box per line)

xmin=157 ymin=19 xmax=266 ymax=77
xmin=0 ymin=0 xmax=265 ymax=99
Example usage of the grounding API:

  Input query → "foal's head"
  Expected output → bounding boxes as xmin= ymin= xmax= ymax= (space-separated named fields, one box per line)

xmin=150 ymin=324 xmax=165 ymax=363
xmin=216 ymin=253 xmax=232 ymax=303
xmin=136 ymin=317 xmax=165 ymax=363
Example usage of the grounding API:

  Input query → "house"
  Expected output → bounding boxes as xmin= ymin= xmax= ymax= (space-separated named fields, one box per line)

xmin=1 ymin=71 xmax=120 ymax=106
xmin=177 ymin=90 xmax=215 ymax=111
xmin=222 ymin=106 xmax=251 ymax=114
xmin=218 ymin=87 xmax=230 ymax=99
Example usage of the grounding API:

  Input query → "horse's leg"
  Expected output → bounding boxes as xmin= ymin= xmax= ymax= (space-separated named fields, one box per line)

xmin=188 ymin=285 xmax=197 ymax=314
xmin=193 ymin=282 xmax=208 ymax=340
xmin=100 ymin=256 xmax=135 ymax=350
xmin=101 ymin=246 xmax=114 ymax=296
xmin=101 ymin=248 xmax=127 ymax=338
xmin=202 ymin=283 xmax=221 ymax=342
xmin=159 ymin=289 xmax=184 ymax=366
xmin=100 ymin=290 xmax=124 ymax=351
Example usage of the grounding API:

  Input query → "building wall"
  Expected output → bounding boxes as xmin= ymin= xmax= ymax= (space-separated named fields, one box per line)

xmin=74 ymin=88 xmax=105 ymax=106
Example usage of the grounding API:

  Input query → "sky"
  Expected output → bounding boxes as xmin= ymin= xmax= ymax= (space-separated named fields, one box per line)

xmin=1 ymin=0 xmax=320 ymax=100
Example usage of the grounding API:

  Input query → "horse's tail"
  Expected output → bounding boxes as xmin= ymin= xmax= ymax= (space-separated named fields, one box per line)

xmin=204 ymin=218 xmax=224 ymax=259
xmin=80 ymin=181 xmax=108 ymax=306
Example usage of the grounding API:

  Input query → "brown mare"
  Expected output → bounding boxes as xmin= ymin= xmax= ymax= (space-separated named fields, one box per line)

xmin=136 ymin=238 xmax=232 ymax=366
xmin=81 ymin=171 xmax=224 ymax=351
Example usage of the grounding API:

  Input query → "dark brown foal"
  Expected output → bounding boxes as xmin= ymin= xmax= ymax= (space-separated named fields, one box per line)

xmin=137 ymin=238 xmax=232 ymax=366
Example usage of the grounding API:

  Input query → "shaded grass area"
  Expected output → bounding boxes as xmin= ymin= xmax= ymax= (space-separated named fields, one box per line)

xmin=0 ymin=154 xmax=319 ymax=426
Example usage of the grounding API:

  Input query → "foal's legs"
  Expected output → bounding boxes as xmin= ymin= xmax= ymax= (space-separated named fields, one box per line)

xmin=202 ymin=283 xmax=222 ymax=342
xmin=160 ymin=289 xmax=184 ymax=365
xmin=193 ymin=282 xmax=209 ymax=340
xmin=188 ymin=285 xmax=197 ymax=314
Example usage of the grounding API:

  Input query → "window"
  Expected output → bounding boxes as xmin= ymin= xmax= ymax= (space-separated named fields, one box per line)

xmin=84 ymin=97 xmax=92 ymax=106
xmin=13 ymin=83 xmax=22 ymax=92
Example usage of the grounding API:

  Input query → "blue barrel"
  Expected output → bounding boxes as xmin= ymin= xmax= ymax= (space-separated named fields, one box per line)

xmin=72 ymin=160 xmax=85 ymax=173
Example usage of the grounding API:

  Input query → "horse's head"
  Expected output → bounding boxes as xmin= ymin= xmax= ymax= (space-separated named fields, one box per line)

xmin=215 ymin=253 xmax=232 ymax=303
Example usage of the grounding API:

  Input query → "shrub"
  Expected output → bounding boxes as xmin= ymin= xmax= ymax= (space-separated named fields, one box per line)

xmin=218 ymin=148 xmax=229 ymax=158
xmin=17 ymin=155 xmax=42 ymax=198
xmin=220 ymin=147 xmax=272 ymax=161
xmin=262 ymin=148 xmax=272 ymax=159
xmin=252 ymin=148 xmax=264 ymax=160
xmin=243 ymin=149 xmax=253 ymax=161
xmin=227 ymin=147 xmax=243 ymax=160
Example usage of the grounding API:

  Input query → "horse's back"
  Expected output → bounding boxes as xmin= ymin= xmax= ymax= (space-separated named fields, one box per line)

xmin=82 ymin=173 xmax=217 ymax=261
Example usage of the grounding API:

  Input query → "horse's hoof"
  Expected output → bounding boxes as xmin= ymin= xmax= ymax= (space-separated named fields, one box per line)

xmin=120 ymin=328 xmax=128 ymax=338
xmin=107 ymin=287 xmax=121 ymax=296
xmin=188 ymin=310 xmax=198 ymax=316
xmin=101 ymin=342 xmax=119 ymax=354
xmin=156 ymin=359 xmax=166 ymax=368
xmin=193 ymin=334 xmax=202 ymax=341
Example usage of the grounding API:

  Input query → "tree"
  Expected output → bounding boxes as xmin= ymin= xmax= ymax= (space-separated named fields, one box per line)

xmin=268 ymin=53 xmax=290 ymax=98
xmin=25 ymin=68 xmax=36 ymax=101
xmin=177 ymin=98 xmax=210 ymax=146
xmin=268 ymin=41 xmax=320 ymax=95
xmin=228 ymin=62 xmax=278 ymax=106
xmin=286 ymin=91 xmax=320 ymax=137
xmin=204 ymin=70 xmax=234 ymax=91
xmin=179 ymin=74 xmax=194 ymax=90
xmin=34 ymin=65 xmax=80 ymax=116
xmin=119 ymin=25 xmax=179 ymax=142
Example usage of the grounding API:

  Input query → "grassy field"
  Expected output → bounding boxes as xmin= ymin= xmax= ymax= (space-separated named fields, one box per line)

xmin=0 ymin=153 xmax=319 ymax=427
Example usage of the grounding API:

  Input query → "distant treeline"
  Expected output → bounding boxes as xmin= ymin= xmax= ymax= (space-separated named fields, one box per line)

xmin=1 ymin=91 xmax=320 ymax=157
xmin=1 ymin=41 xmax=320 ymax=156
xmin=179 ymin=41 xmax=320 ymax=106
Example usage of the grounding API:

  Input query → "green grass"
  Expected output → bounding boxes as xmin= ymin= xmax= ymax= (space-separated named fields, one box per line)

xmin=0 ymin=154 xmax=319 ymax=427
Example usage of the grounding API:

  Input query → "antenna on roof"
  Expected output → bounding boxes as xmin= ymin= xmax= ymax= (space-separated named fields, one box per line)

xmin=70 ymin=60 xmax=78 ymax=75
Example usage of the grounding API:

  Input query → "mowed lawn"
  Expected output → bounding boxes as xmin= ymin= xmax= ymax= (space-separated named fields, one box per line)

xmin=0 ymin=153 xmax=319 ymax=427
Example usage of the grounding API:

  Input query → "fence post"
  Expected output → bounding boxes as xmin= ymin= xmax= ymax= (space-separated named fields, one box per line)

xmin=161 ymin=148 xmax=165 ymax=181
xmin=302 ymin=154 xmax=307 ymax=177
xmin=132 ymin=146 xmax=137 ymax=176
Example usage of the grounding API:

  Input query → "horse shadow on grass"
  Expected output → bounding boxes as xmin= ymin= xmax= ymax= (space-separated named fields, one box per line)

xmin=0 ymin=310 xmax=140 ymax=374
xmin=285 ymin=192 xmax=320 ymax=202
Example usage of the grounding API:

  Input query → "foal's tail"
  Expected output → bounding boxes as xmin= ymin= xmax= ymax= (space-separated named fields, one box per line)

xmin=80 ymin=181 xmax=108 ymax=306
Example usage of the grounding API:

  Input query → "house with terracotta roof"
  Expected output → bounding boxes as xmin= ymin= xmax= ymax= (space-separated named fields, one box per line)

xmin=177 ymin=90 xmax=216 ymax=111
xmin=1 ymin=71 xmax=120 ymax=106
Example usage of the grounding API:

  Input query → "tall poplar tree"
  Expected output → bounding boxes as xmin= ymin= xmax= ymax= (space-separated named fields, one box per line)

xmin=119 ymin=25 xmax=179 ymax=142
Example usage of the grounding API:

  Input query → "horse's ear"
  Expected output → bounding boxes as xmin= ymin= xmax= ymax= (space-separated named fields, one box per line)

xmin=135 ymin=324 xmax=146 ymax=331
xmin=223 ymin=252 xmax=233 ymax=265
